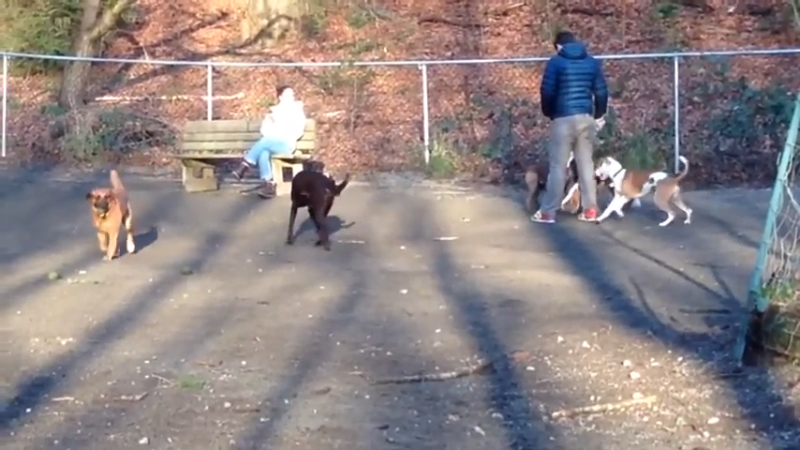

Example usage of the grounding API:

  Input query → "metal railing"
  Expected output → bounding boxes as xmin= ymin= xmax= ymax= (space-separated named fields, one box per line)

xmin=3 ymin=48 xmax=800 ymax=169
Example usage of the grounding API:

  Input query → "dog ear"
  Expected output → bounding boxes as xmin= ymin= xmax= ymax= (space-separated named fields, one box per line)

xmin=85 ymin=192 xmax=94 ymax=201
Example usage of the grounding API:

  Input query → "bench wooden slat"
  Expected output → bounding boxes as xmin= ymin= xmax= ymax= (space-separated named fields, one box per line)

xmin=182 ymin=131 xmax=317 ymax=142
xmin=180 ymin=139 xmax=316 ymax=152
xmin=183 ymin=118 xmax=316 ymax=133
xmin=183 ymin=131 xmax=261 ymax=141
xmin=173 ymin=152 xmax=312 ymax=160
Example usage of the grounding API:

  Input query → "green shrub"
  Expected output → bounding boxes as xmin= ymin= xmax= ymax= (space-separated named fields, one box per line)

xmin=0 ymin=0 xmax=83 ymax=75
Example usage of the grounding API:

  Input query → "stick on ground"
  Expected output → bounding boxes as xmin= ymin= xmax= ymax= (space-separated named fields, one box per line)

xmin=550 ymin=395 xmax=657 ymax=419
xmin=361 ymin=350 xmax=530 ymax=385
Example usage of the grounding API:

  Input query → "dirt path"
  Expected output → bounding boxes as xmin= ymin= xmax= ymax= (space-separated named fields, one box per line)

xmin=0 ymin=170 xmax=797 ymax=450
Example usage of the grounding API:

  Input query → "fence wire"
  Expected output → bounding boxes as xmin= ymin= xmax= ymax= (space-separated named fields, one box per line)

xmin=738 ymin=92 xmax=800 ymax=362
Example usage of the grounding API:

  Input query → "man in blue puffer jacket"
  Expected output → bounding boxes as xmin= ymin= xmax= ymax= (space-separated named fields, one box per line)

xmin=531 ymin=31 xmax=608 ymax=224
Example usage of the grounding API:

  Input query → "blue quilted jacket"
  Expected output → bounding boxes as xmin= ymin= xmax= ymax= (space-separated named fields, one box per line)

xmin=539 ymin=42 xmax=608 ymax=120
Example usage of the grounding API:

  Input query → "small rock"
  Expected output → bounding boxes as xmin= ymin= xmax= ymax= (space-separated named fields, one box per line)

xmin=311 ymin=386 xmax=332 ymax=395
xmin=632 ymin=392 xmax=644 ymax=400
xmin=557 ymin=336 xmax=564 ymax=343
xmin=138 ymin=437 xmax=149 ymax=445
xmin=622 ymin=360 xmax=632 ymax=367
xmin=400 ymin=289 xmax=408 ymax=294
xmin=629 ymin=371 xmax=641 ymax=380
xmin=581 ymin=341 xmax=590 ymax=349
xmin=47 ymin=271 xmax=62 ymax=281
xmin=707 ymin=417 xmax=720 ymax=425
xmin=473 ymin=425 xmax=486 ymax=436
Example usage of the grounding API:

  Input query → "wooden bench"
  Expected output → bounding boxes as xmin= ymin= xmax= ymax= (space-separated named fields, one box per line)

xmin=175 ymin=119 xmax=316 ymax=195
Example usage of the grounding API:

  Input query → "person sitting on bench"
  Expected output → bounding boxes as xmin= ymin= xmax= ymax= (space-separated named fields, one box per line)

xmin=232 ymin=85 xmax=307 ymax=198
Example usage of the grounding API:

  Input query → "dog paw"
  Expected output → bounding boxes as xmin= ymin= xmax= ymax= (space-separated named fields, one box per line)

xmin=314 ymin=240 xmax=323 ymax=247
xmin=127 ymin=244 xmax=136 ymax=254
xmin=323 ymin=244 xmax=331 ymax=251
xmin=285 ymin=239 xmax=294 ymax=246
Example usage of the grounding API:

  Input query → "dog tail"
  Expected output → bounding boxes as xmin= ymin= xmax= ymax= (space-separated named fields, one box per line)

xmin=674 ymin=156 xmax=689 ymax=181
xmin=334 ymin=174 xmax=350 ymax=196
xmin=110 ymin=169 xmax=125 ymax=192
xmin=110 ymin=169 xmax=129 ymax=206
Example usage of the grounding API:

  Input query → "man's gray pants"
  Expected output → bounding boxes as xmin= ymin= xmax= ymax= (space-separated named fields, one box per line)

xmin=539 ymin=114 xmax=598 ymax=215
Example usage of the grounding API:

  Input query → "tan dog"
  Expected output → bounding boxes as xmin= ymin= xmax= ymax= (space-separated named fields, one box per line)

xmin=594 ymin=155 xmax=692 ymax=226
xmin=85 ymin=170 xmax=135 ymax=260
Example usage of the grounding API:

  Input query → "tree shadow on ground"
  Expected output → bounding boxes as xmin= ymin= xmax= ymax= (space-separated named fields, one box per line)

xmin=0 ymin=181 xmax=262 ymax=431
xmin=0 ymin=171 xmax=181 ymax=315
xmin=233 ymin=189 xmax=567 ymax=449
xmin=415 ymin=195 xmax=563 ymax=449
xmin=232 ymin=190 xmax=455 ymax=449
xmin=530 ymin=204 xmax=800 ymax=449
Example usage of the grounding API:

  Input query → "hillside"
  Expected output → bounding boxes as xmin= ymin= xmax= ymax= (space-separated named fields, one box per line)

xmin=5 ymin=0 xmax=800 ymax=186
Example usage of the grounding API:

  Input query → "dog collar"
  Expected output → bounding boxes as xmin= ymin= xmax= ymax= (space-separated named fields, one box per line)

xmin=612 ymin=167 xmax=624 ymax=178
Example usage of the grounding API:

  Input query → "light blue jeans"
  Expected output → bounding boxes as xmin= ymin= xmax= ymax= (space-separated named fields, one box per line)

xmin=244 ymin=136 xmax=293 ymax=181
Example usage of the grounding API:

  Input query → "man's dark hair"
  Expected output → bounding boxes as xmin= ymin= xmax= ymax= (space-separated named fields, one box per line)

xmin=553 ymin=31 xmax=576 ymax=47
xmin=276 ymin=85 xmax=291 ymax=97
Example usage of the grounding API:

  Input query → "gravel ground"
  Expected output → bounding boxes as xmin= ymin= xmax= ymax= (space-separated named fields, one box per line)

xmin=0 ymin=168 xmax=798 ymax=450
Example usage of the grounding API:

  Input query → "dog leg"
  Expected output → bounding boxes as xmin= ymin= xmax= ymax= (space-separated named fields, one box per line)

xmin=654 ymin=189 xmax=677 ymax=227
xmin=630 ymin=198 xmax=642 ymax=208
xmin=97 ymin=231 xmax=109 ymax=254
xmin=286 ymin=205 xmax=298 ymax=245
xmin=596 ymin=194 xmax=630 ymax=223
xmin=671 ymin=192 xmax=693 ymax=224
xmin=311 ymin=206 xmax=331 ymax=250
xmin=105 ymin=230 xmax=120 ymax=261
xmin=124 ymin=211 xmax=136 ymax=254
xmin=308 ymin=207 xmax=323 ymax=246
xmin=561 ymin=183 xmax=580 ymax=209
xmin=525 ymin=186 xmax=539 ymax=213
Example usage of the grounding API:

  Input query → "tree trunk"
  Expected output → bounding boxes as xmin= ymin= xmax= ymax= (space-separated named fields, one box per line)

xmin=239 ymin=0 xmax=304 ymax=47
xmin=58 ymin=0 xmax=135 ymax=109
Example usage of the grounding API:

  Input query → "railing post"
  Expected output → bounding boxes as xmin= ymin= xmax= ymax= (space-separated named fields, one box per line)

xmin=1 ymin=54 xmax=8 ymax=158
xmin=419 ymin=63 xmax=430 ymax=165
xmin=206 ymin=63 xmax=213 ymax=121
xmin=673 ymin=55 xmax=680 ymax=173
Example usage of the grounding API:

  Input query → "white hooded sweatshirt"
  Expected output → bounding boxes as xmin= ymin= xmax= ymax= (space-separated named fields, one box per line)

xmin=260 ymin=100 xmax=307 ymax=148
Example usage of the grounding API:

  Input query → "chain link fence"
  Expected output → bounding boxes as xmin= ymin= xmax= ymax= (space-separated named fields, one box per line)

xmin=3 ymin=49 xmax=800 ymax=180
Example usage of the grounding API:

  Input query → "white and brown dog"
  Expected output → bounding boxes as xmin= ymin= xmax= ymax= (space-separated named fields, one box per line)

xmin=593 ymin=155 xmax=692 ymax=227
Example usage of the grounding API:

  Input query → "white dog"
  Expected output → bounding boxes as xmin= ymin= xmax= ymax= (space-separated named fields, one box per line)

xmin=593 ymin=155 xmax=693 ymax=227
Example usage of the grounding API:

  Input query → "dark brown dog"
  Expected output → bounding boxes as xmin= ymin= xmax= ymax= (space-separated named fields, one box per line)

xmin=524 ymin=157 xmax=581 ymax=213
xmin=286 ymin=170 xmax=350 ymax=251
xmin=85 ymin=170 xmax=135 ymax=261
xmin=526 ymin=157 xmax=616 ymax=214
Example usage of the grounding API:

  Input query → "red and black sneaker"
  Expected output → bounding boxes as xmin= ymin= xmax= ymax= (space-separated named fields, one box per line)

xmin=578 ymin=207 xmax=598 ymax=222
xmin=530 ymin=210 xmax=556 ymax=224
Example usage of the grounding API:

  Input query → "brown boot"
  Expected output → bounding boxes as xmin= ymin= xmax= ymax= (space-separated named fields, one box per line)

xmin=257 ymin=181 xmax=276 ymax=199
xmin=231 ymin=161 xmax=251 ymax=181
